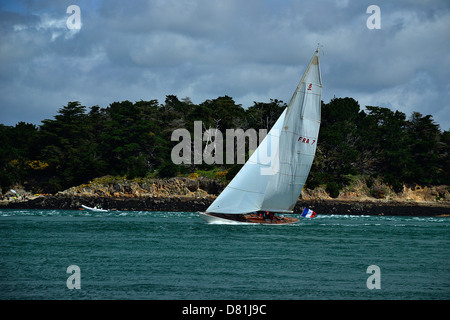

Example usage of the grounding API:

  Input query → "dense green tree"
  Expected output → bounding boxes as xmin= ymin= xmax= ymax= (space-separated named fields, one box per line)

xmin=39 ymin=101 xmax=91 ymax=191
xmin=245 ymin=99 xmax=286 ymax=131
xmin=404 ymin=112 xmax=441 ymax=184
xmin=0 ymin=125 xmax=16 ymax=192
xmin=100 ymin=100 xmax=161 ymax=178
xmin=0 ymin=95 xmax=447 ymax=194
xmin=438 ymin=130 xmax=450 ymax=184
xmin=199 ymin=96 xmax=246 ymax=131
xmin=308 ymin=97 xmax=363 ymax=193
xmin=361 ymin=106 xmax=409 ymax=190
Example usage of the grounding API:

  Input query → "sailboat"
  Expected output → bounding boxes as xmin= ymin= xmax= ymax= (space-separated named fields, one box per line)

xmin=200 ymin=48 xmax=322 ymax=225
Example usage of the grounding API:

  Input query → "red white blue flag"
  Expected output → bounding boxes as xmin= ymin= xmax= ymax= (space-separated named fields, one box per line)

xmin=301 ymin=208 xmax=317 ymax=218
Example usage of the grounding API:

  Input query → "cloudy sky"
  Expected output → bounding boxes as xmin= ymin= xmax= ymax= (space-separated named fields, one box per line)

xmin=1 ymin=0 xmax=449 ymax=130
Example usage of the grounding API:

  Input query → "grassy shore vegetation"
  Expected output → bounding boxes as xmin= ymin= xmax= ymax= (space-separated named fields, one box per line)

xmin=1 ymin=96 xmax=449 ymax=195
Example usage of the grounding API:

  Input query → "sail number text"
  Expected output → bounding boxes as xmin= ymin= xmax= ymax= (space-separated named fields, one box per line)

xmin=298 ymin=136 xmax=316 ymax=145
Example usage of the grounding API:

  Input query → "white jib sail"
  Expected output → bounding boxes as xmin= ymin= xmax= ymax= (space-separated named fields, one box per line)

xmin=206 ymin=49 xmax=322 ymax=214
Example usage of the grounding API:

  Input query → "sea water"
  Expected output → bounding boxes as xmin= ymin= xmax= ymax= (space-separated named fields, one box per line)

xmin=0 ymin=209 xmax=448 ymax=300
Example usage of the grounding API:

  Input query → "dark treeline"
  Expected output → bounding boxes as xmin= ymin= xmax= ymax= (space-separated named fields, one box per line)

xmin=1 ymin=95 xmax=448 ymax=194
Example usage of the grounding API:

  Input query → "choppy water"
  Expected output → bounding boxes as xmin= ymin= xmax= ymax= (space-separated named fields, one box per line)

xmin=0 ymin=209 xmax=448 ymax=300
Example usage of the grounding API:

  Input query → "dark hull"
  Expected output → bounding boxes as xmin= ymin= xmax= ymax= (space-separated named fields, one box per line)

xmin=200 ymin=212 xmax=299 ymax=225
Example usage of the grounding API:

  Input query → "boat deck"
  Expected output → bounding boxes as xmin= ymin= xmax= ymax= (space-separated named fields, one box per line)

xmin=243 ymin=214 xmax=299 ymax=224
xmin=203 ymin=212 xmax=299 ymax=225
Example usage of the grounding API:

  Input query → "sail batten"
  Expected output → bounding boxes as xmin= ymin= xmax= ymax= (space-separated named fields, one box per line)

xmin=206 ymin=49 xmax=321 ymax=215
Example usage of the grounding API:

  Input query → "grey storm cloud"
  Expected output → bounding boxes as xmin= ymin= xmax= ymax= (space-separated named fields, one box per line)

xmin=0 ymin=0 xmax=449 ymax=130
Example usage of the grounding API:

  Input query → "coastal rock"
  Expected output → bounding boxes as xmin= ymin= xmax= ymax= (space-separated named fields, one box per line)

xmin=56 ymin=176 xmax=225 ymax=199
xmin=400 ymin=184 xmax=450 ymax=202
xmin=2 ymin=176 xmax=449 ymax=216
xmin=3 ymin=195 xmax=449 ymax=216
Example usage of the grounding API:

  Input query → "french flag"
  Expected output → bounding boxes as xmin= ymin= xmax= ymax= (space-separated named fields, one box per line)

xmin=301 ymin=208 xmax=317 ymax=218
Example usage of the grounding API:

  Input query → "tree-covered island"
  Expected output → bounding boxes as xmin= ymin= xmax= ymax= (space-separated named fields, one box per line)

xmin=1 ymin=96 xmax=449 ymax=205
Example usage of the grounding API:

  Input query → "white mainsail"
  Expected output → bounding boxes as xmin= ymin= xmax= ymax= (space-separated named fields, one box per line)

xmin=206 ymin=49 xmax=322 ymax=214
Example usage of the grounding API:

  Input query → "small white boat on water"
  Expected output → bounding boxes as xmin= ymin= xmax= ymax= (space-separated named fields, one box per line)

xmin=81 ymin=204 xmax=109 ymax=212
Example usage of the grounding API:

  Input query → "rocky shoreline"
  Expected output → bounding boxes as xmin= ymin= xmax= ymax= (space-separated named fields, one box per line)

xmin=1 ymin=176 xmax=449 ymax=216
xmin=2 ymin=194 xmax=449 ymax=216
